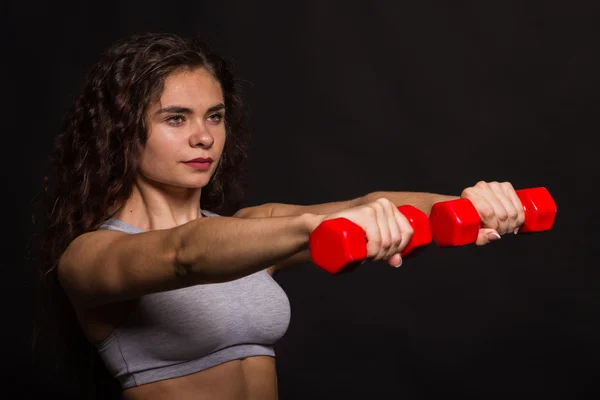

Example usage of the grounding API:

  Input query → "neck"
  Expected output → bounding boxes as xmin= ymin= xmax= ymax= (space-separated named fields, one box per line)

xmin=115 ymin=176 xmax=204 ymax=230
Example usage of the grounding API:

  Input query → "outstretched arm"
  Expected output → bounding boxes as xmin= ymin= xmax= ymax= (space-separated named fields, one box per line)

xmin=237 ymin=181 xmax=526 ymax=274
xmin=61 ymin=197 xmax=417 ymax=306
xmin=235 ymin=191 xmax=458 ymax=219
xmin=60 ymin=214 xmax=322 ymax=307
xmin=235 ymin=191 xmax=458 ymax=274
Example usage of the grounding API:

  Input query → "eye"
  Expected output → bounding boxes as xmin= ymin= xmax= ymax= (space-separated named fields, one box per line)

xmin=208 ymin=112 xmax=224 ymax=124
xmin=166 ymin=114 xmax=186 ymax=126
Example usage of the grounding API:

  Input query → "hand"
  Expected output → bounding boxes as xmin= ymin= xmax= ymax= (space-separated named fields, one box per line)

xmin=321 ymin=198 xmax=413 ymax=267
xmin=460 ymin=181 xmax=526 ymax=245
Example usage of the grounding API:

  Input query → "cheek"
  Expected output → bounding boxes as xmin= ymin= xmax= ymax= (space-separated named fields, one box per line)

xmin=140 ymin=134 xmax=183 ymax=173
xmin=214 ymin=127 xmax=227 ymax=151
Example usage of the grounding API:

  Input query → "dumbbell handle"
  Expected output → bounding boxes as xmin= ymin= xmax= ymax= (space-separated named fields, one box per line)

xmin=430 ymin=187 xmax=557 ymax=247
xmin=309 ymin=205 xmax=432 ymax=274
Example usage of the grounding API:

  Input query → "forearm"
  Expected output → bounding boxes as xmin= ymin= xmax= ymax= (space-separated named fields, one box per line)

xmin=174 ymin=214 xmax=321 ymax=283
xmin=232 ymin=190 xmax=460 ymax=275
xmin=360 ymin=191 xmax=459 ymax=215
xmin=242 ymin=191 xmax=458 ymax=219
xmin=235 ymin=198 xmax=362 ymax=219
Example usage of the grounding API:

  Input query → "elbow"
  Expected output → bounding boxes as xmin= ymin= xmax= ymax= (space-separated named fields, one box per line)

xmin=173 ymin=250 xmax=196 ymax=281
xmin=171 ymin=228 xmax=216 ymax=284
xmin=171 ymin=229 xmax=196 ymax=280
xmin=173 ymin=248 xmax=233 ymax=284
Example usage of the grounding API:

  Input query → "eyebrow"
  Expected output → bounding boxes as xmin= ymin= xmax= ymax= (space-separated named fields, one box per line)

xmin=154 ymin=103 xmax=225 ymax=115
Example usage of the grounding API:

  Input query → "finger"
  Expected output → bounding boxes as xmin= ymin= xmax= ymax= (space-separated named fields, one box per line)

xmin=384 ymin=201 xmax=403 ymax=260
xmin=373 ymin=200 xmax=392 ymax=261
xmin=464 ymin=190 xmax=497 ymax=231
xmin=387 ymin=253 xmax=402 ymax=268
xmin=481 ymin=182 xmax=512 ymax=234
xmin=394 ymin=206 xmax=414 ymax=255
xmin=475 ymin=228 xmax=502 ymax=246
xmin=501 ymin=182 xmax=525 ymax=233
xmin=384 ymin=203 xmax=404 ymax=268
xmin=468 ymin=182 xmax=507 ymax=234
xmin=363 ymin=206 xmax=383 ymax=260
xmin=489 ymin=182 xmax=520 ymax=234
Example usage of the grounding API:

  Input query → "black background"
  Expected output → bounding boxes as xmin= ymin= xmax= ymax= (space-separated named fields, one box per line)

xmin=4 ymin=0 xmax=599 ymax=398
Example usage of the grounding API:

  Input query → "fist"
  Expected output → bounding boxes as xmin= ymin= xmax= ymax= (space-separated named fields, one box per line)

xmin=322 ymin=198 xmax=414 ymax=267
xmin=460 ymin=181 xmax=526 ymax=245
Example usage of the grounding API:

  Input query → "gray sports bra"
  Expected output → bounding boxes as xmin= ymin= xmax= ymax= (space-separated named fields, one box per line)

xmin=95 ymin=210 xmax=291 ymax=389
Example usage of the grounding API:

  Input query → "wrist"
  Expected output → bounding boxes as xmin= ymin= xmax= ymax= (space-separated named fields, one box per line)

xmin=431 ymin=193 xmax=460 ymax=204
xmin=354 ymin=191 xmax=378 ymax=206
xmin=361 ymin=191 xmax=459 ymax=213
xmin=300 ymin=212 xmax=325 ymax=235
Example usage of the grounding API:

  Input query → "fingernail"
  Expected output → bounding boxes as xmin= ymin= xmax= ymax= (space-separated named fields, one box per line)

xmin=487 ymin=232 xmax=501 ymax=241
xmin=514 ymin=228 xmax=519 ymax=235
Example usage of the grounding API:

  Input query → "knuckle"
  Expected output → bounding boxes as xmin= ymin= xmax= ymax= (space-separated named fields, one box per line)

xmin=391 ymin=233 xmax=402 ymax=247
xmin=371 ymin=201 xmax=383 ymax=211
xmin=497 ymin=210 xmax=508 ymax=221
xmin=479 ymin=206 xmax=495 ymax=220
xmin=364 ymin=206 xmax=377 ymax=217
xmin=370 ymin=237 xmax=382 ymax=247
xmin=461 ymin=187 xmax=475 ymax=197
xmin=462 ymin=186 xmax=483 ymax=198
xmin=387 ymin=203 xmax=398 ymax=213
xmin=367 ymin=248 xmax=378 ymax=259
xmin=377 ymin=198 xmax=394 ymax=210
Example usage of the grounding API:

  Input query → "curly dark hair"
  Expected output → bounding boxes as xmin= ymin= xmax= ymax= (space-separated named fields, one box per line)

xmin=32 ymin=32 xmax=249 ymax=398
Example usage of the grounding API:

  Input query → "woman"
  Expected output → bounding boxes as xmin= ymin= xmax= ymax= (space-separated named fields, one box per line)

xmin=37 ymin=32 xmax=524 ymax=399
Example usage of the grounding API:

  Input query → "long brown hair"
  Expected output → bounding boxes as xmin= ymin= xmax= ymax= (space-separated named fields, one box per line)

xmin=32 ymin=32 xmax=249 ymax=397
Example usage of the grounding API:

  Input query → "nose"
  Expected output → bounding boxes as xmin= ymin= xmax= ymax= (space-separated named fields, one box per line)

xmin=189 ymin=122 xmax=215 ymax=148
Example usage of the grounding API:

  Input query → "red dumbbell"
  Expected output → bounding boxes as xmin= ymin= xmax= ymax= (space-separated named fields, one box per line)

xmin=429 ymin=187 xmax=557 ymax=246
xmin=309 ymin=205 xmax=433 ymax=274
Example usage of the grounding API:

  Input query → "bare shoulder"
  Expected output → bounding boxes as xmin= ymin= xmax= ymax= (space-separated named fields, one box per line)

xmin=58 ymin=229 xmax=126 ymax=289
xmin=60 ymin=228 xmax=125 ymax=265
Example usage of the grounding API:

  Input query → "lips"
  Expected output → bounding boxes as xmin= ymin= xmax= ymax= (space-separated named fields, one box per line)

xmin=183 ymin=157 xmax=214 ymax=171
xmin=185 ymin=157 xmax=213 ymax=163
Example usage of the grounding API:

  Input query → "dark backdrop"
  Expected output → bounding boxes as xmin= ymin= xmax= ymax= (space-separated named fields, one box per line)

xmin=4 ymin=0 xmax=599 ymax=398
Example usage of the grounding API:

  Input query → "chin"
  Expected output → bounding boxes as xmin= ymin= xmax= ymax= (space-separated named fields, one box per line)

xmin=153 ymin=178 xmax=211 ymax=190
xmin=184 ymin=178 xmax=213 ymax=189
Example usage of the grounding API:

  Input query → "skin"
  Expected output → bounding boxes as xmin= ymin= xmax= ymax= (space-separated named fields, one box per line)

xmin=58 ymin=67 xmax=525 ymax=399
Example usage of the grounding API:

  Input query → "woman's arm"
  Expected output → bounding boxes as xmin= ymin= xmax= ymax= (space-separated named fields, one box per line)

xmin=59 ymin=213 xmax=322 ymax=307
xmin=234 ymin=191 xmax=458 ymax=220
xmin=236 ymin=181 xmax=525 ymax=273
xmin=234 ymin=191 xmax=458 ymax=275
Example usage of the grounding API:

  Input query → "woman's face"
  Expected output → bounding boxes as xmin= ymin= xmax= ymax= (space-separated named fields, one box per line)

xmin=139 ymin=67 xmax=226 ymax=190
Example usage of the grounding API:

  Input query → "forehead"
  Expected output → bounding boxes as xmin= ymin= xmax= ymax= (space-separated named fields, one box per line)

xmin=159 ymin=67 xmax=223 ymax=105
